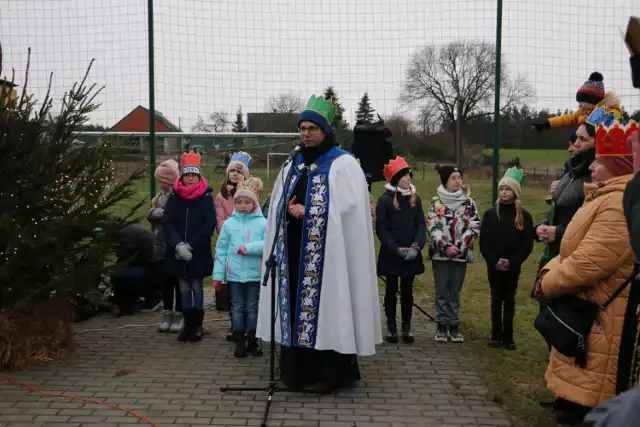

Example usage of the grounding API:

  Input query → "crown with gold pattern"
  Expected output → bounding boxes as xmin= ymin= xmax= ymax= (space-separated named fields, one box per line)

xmin=383 ymin=156 xmax=411 ymax=183
xmin=234 ymin=177 xmax=260 ymax=205
xmin=180 ymin=151 xmax=201 ymax=175
xmin=595 ymin=120 xmax=638 ymax=157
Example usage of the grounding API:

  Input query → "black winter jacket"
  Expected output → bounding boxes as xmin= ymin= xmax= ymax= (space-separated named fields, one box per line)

xmin=162 ymin=187 xmax=216 ymax=278
xmin=376 ymin=187 xmax=427 ymax=276
xmin=479 ymin=202 xmax=534 ymax=271
xmin=623 ymin=172 xmax=640 ymax=259
xmin=536 ymin=148 xmax=594 ymax=261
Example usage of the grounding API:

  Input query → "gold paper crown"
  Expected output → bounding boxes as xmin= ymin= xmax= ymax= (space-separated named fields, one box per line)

xmin=236 ymin=177 xmax=260 ymax=196
xmin=595 ymin=120 xmax=638 ymax=157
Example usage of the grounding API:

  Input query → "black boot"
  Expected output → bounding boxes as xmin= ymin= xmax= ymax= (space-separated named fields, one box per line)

xmin=178 ymin=308 xmax=193 ymax=342
xmin=386 ymin=320 xmax=398 ymax=343
xmin=226 ymin=310 xmax=234 ymax=342
xmin=233 ymin=332 xmax=247 ymax=358
xmin=191 ymin=309 xmax=203 ymax=342
xmin=247 ymin=330 xmax=263 ymax=357
xmin=401 ymin=322 xmax=414 ymax=344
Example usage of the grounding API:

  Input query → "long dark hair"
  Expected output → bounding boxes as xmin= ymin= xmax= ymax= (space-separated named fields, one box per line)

xmin=220 ymin=178 xmax=237 ymax=199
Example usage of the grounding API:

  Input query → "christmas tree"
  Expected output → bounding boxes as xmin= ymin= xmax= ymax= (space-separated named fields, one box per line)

xmin=323 ymin=85 xmax=348 ymax=131
xmin=0 ymin=49 xmax=145 ymax=310
xmin=355 ymin=92 xmax=375 ymax=122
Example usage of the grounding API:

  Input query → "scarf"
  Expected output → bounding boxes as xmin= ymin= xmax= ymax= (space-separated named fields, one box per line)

xmin=437 ymin=184 xmax=468 ymax=211
xmin=384 ymin=183 xmax=416 ymax=196
xmin=173 ymin=177 xmax=209 ymax=200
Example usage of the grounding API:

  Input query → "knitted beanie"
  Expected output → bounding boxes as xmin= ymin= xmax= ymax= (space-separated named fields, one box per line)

xmin=498 ymin=177 xmax=521 ymax=199
xmin=436 ymin=165 xmax=463 ymax=187
xmin=154 ymin=159 xmax=179 ymax=187
xmin=234 ymin=177 xmax=260 ymax=208
xmin=226 ymin=151 xmax=252 ymax=180
xmin=599 ymin=156 xmax=634 ymax=177
xmin=576 ymin=72 xmax=605 ymax=105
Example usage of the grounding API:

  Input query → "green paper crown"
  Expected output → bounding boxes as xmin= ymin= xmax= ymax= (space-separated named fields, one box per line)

xmin=502 ymin=167 xmax=524 ymax=185
xmin=304 ymin=95 xmax=337 ymax=124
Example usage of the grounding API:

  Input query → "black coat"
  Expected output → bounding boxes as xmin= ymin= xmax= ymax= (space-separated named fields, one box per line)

xmin=162 ymin=187 xmax=216 ymax=278
xmin=479 ymin=203 xmax=534 ymax=271
xmin=115 ymin=224 xmax=157 ymax=267
xmin=623 ymin=172 xmax=640 ymax=259
xmin=536 ymin=148 xmax=594 ymax=260
xmin=376 ymin=188 xmax=427 ymax=276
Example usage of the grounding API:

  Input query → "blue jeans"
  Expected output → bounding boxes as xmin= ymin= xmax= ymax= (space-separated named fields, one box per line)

xmin=230 ymin=281 xmax=260 ymax=333
xmin=179 ymin=277 xmax=204 ymax=310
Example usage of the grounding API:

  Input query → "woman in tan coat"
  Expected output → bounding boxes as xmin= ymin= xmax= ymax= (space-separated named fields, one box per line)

xmin=533 ymin=120 xmax=636 ymax=425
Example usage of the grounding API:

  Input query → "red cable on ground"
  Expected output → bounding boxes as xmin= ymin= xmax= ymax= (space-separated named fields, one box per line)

xmin=0 ymin=378 xmax=158 ymax=427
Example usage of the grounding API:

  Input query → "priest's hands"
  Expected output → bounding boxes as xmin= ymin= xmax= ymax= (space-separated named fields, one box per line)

xmin=288 ymin=196 xmax=305 ymax=219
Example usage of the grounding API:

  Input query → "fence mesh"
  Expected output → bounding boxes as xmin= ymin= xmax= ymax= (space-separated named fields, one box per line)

xmin=1 ymin=0 xmax=639 ymax=187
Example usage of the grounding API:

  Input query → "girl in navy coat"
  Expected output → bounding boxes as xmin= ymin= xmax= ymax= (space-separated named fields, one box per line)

xmin=376 ymin=157 xmax=427 ymax=344
xmin=163 ymin=152 xmax=216 ymax=343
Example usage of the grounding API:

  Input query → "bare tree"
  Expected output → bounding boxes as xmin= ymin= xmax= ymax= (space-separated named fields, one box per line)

xmin=191 ymin=111 xmax=229 ymax=132
xmin=402 ymin=41 xmax=533 ymax=164
xmin=267 ymin=93 xmax=304 ymax=114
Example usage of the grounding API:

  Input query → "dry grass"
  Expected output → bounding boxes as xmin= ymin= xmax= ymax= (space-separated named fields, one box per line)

xmin=0 ymin=297 xmax=74 ymax=372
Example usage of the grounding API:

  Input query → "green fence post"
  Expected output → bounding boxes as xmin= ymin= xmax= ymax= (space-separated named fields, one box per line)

xmin=148 ymin=0 xmax=157 ymax=198
xmin=491 ymin=0 xmax=503 ymax=202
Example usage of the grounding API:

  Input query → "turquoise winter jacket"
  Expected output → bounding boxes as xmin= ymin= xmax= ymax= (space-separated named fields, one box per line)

xmin=213 ymin=210 xmax=266 ymax=283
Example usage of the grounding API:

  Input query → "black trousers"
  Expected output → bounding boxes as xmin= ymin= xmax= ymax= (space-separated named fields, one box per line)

xmin=162 ymin=273 xmax=181 ymax=311
xmin=488 ymin=267 xmax=519 ymax=344
xmin=384 ymin=275 xmax=415 ymax=324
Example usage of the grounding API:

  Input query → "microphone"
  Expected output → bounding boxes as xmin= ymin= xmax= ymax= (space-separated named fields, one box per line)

xmin=285 ymin=143 xmax=302 ymax=163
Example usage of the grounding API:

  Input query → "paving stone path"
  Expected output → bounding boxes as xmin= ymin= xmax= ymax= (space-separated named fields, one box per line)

xmin=0 ymin=294 xmax=511 ymax=427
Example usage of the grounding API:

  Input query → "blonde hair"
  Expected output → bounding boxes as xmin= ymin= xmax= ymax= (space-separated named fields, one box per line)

xmin=393 ymin=186 xmax=416 ymax=210
xmin=496 ymin=197 xmax=524 ymax=231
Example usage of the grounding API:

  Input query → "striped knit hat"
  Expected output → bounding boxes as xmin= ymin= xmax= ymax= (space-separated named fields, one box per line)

xmin=576 ymin=72 xmax=605 ymax=105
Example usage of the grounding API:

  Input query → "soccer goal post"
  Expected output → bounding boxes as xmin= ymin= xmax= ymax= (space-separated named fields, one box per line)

xmin=267 ymin=152 xmax=295 ymax=180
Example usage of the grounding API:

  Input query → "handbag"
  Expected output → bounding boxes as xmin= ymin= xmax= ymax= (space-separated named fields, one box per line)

xmin=534 ymin=252 xmax=635 ymax=368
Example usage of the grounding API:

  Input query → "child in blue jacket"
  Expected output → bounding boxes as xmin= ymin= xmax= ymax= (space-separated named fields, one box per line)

xmin=213 ymin=178 xmax=266 ymax=358
xmin=163 ymin=152 xmax=215 ymax=343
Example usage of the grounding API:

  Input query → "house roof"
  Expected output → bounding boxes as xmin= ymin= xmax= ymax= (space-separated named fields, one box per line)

xmin=0 ymin=78 xmax=17 ymax=88
xmin=110 ymin=105 xmax=181 ymax=132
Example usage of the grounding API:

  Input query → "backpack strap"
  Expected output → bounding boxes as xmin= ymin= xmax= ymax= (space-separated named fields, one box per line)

xmin=601 ymin=252 xmax=639 ymax=310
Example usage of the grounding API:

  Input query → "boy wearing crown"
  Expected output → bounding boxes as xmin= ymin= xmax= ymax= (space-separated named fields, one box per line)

xmin=479 ymin=167 xmax=534 ymax=350
xmin=163 ymin=152 xmax=215 ymax=343
xmin=257 ymin=94 xmax=381 ymax=392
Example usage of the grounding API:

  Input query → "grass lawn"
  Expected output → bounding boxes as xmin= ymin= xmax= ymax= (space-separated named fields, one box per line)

xmin=121 ymin=166 xmax=557 ymax=427
xmin=482 ymin=148 xmax=569 ymax=169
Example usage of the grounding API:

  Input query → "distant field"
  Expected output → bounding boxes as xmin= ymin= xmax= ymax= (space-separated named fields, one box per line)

xmin=482 ymin=149 xmax=569 ymax=168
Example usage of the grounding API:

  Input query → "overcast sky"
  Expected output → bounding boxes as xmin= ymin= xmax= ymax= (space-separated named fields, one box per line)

xmin=1 ymin=0 xmax=638 ymax=130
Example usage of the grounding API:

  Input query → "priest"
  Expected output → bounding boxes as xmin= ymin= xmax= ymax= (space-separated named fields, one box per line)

xmin=257 ymin=94 xmax=382 ymax=392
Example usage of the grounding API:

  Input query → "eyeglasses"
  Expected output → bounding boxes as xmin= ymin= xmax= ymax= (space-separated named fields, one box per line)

xmin=299 ymin=125 xmax=320 ymax=134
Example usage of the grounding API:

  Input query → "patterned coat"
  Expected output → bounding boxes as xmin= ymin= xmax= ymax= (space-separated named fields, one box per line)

xmin=426 ymin=186 xmax=480 ymax=263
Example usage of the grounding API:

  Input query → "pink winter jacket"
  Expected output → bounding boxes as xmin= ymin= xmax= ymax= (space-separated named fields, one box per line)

xmin=215 ymin=193 xmax=234 ymax=234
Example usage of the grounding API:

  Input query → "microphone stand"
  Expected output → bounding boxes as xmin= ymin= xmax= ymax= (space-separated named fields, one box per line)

xmin=220 ymin=145 xmax=316 ymax=427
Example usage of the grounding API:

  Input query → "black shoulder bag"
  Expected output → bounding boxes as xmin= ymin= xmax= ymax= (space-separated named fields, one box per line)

xmin=534 ymin=257 xmax=637 ymax=368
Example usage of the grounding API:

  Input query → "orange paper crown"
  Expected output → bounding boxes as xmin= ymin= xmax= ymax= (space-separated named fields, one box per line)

xmin=180 ymin=151 xmax=201 ymax=174
xmin=595 ymin=120 xmax=638 ymax=157
xmin=383 ymin=156 xmax=410 ymax=182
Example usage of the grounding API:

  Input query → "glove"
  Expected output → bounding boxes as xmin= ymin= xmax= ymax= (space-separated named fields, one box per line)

xmin=175 ymin=242 xmax=193 ymax=261
xmin=531 ymin=119 xmax=551 ymax=132
xmin=444 ymin=245 xmax=459 ymax=258
xmin=404 ymin=247 xmax=419 ymax=261
xmin=213 ymin=280 xmax=223 ymax=292
xmin=397 ymin=247 xmax=410 ymax=258
xmin=237 ymin=245 xmax=248 ymax=255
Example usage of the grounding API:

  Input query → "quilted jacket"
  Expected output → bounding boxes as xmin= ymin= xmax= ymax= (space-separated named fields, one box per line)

xmin=540 ymin=174 xmax=635 ymax=407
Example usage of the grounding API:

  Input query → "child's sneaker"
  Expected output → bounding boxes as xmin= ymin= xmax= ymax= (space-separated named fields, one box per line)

xmin=434 ymin=323 xmax=448 ymax=342
xmin=503 ymin=342 xmax=517 ymax=351
xmin=448 ymin=325 xmax=464 ymax=343
xmin=487 ymin=339 xmax=502 ymax=348
xmin=169 ymin=311 xmax=183 ymax=333
xmin=158 ymin=310 xmax=172 ymax=332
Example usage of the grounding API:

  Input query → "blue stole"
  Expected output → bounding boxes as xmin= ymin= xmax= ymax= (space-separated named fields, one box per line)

xmin=275 ymin=146 xmax=346 ymax=349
